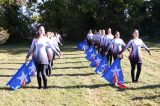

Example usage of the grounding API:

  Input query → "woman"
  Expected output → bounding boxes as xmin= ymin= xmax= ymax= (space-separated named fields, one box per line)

xmin=55 ymin=32 xmax=63 ymax=46
xmin=86 ymin=29 xmax=94 ymax=47
xmin=99 ymin=29 xmax=106 ymax=56
xmin=45 ymin=32 xmax=54 ymax=76
xmin=104 ymin=28 xmax=114 ymax=65
xmin=26 ymin=26 xmax=61 ymax=89
xmin=107 ymin=31 xmax=126 ymax=60
xmin=119 ymin=29 xmax=151 ymax=83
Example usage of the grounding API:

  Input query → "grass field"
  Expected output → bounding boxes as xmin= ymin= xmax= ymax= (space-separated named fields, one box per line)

xmin=0 ymin=42 xmax=159 ymax=106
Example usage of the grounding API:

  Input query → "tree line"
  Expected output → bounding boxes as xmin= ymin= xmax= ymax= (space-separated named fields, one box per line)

xmin=0 ymin=0 xmax=160 ymax=43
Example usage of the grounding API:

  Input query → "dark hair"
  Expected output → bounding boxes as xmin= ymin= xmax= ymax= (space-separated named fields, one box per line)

xmin=35 ymin=25 xmax=45 ymax=38
xmin=114 ymin=31 xmax=119 ymax=35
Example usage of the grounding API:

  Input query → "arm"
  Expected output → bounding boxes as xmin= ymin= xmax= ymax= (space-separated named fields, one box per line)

xmin=122 ymin=40 xmax=130 ymax=52
xmin=119 ymin=40 xmax=132 ymax=54
xmin=141 ymin=40 xmax=151 ymax=55
xmin=48 ymin=41 xmax=61 ymax=57
xmin=26 ymin=39 xmax=35 ymax=61
xmin=106 ymin=40 xmax=113 ymax=52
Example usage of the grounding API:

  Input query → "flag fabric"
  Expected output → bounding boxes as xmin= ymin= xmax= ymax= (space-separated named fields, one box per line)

xmin=85 ymin=48 xmax=96 ymax=61
xmin=85 ymin=45 xmax=94 ymax=55
xmin=95 ymin=56 xmax=109 ymax=75
xmin=103 ymin=58 xmax=124 ymax=84
xmin=26 ymin=59 xmax=37 ymax=77
xmin=7 ymin=63 xmax=31 ymax=90
xmin=114 ymin=73 xmax=128 ymax=89
xmin=77 ymin=41 xmax=88 ymax=51
xmin=90 ymin=53 xmax=102 ymax=67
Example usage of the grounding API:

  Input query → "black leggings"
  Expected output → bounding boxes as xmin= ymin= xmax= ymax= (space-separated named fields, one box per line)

xmin=35 ymin=63 xmax=48 ymax=89
xmin=107 ymin=50 xmax=113 ymax=66
xmin=46 ymin=60 xmax=52 ymax=77
xmin=130 ymin=60 xmax=142 ymax=82
xmin=100 ymin=48 xmax=106 ymax=57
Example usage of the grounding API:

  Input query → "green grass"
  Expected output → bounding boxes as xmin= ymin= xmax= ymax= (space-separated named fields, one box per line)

xmin=0 ymin=43 xmax=159 ymax=106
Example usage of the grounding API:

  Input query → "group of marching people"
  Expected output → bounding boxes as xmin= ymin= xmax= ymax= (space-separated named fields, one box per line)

xmin=86 ymin=28 xmax=151 ymax=83
xmin=26 ymin=25 xmax=63 ymax=89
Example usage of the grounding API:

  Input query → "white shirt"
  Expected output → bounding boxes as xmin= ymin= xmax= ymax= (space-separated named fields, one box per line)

xmin=104 ymin=34 xmax=114 ymax=48
xmin=123 ymin=38 xmax=148 ymax=62
xmin=87 ymin=33 xmax=94 ymax=41
xmin=108 ymin=38 xmax=125 ymax=55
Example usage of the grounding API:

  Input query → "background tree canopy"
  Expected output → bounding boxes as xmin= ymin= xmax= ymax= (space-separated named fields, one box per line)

xmin=0 ymin=0 xmax=159 ymax=43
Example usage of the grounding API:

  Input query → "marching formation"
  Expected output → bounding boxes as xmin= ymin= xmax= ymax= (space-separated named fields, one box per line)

xmin=78 ymin=28 xmax=151 ymax=88
xmin=7 ymin=25 xmax=63 ymax=90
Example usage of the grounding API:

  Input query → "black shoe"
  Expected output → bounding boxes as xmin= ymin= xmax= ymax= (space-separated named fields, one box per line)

xmin=38 ymin=86 xmax=42 ymax=89
xmin=135 ymin=80 xmax=138 ymax=83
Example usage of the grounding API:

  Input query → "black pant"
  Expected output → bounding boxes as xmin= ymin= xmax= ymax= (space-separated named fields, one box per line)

xmin=35 ymin=63 xmax=48 ymax=89
xmin=47 ymin=60 xmax=52 ymax=76
xmin=87 ymin=40 xmax=92 ymax=47
xmin=107 ymin=50 xmax=113 ymax=66
xmin=100 ymin=48 xmax=106 ymax=57
xmin=130 ymin=60 xmax=142 ymax=82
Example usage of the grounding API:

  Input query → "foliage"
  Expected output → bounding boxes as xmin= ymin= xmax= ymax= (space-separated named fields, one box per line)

xmin=0 ymin=27 xmax=9 ymax=44
xmin=0 ymin=0 xmax=160 ymax=43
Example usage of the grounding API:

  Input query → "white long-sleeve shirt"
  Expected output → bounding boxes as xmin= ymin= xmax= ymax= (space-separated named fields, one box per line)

xmin=107 ymin=38 xmax=126 ymax=56
xmin=121 ymin=38 xmax=148 ymax=63
xmin=104 ymin=34 xmax=114 ymax=48
xmin=27 ymin=37 xmax=60 ymax=64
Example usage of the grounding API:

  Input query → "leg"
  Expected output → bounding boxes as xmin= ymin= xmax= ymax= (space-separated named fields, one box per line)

xmin=135 ymin=63 xmax=142 ymax=82
xmin=130 ymin=60 xmax=136 ymax=82
xmin=41 ymin=65 xmax=48 ymax=89
xmin=35 ymin=63 xmax=42 ymax=89
xmin=109 ymin=54 xmax=112 ymax=66
xmin=48 ymin=60 xmax=52 ymax=76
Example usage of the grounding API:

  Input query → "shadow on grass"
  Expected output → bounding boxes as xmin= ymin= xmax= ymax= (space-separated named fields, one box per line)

xmin=25 ymin=83 xmax=110 ymax=89
xmin=54 ymin=66 xmax=89 ymax=69
xmin=51 ymin=73 xmax=95 ymax=77
xmin=0 ymin=84 xmax=110 ymax=91
xmin=62 ymin=56 xmax=85 ymax=59
xmin=132 ymin=95 xmax=160 ymax=100
xmin=54 ymin=61 xmax=88 ymax=65
xmin=0 ymin=75 xmax=12 ymax=77
xmin=63 ymin=53 xmax=84 ymax=55
xmin=0 ymin=62 xmax=23 ymax=65
xmin=129 ymin=84 xmax=160 ymax=90
xmin=0 ymin=68 xmax=18 ymax=71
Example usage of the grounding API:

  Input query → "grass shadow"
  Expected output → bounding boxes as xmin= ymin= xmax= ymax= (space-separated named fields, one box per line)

xmin=25 ymin=83 xmax=110 ymax=90
xmin=51 ymin=73 xmax=95 ymax=77
xmin=129 ymin=84 xmax=160 ymax=90
xmin=132 ymin=95 xmax=160 ymax=100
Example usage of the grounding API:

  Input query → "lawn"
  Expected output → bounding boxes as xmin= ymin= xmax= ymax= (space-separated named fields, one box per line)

xmin=0 ymin=42 xmax=159 ymax=106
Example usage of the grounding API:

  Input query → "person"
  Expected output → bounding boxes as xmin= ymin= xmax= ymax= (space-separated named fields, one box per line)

xmin=45 ymin=32 xmax=54 ymax=76
xmin=86 ymin=29 xmax=94 ymax=47
xmin=93 ymin=30 xmax=98 ymax=48
xmin=55 ymin=32 xmax=63 ymax=46
xmin=99 ymin=30 xmax=106 ymax=56
xmin=51 ymin=32 xmax=62 ymax=57
xmin=104 ymin=28 xmax=114 ymax=65
xmin=26 ymin=26 xmax=61 ymax=89
xmin=119 ymin=29 xmax=151 ymax=83
xmin=94 ymin=30 xmax=102 ymax=52
xmin=106 ymin=31 xmax=126 ymax=61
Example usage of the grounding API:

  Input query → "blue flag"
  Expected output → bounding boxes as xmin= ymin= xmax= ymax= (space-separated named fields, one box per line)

xmin=26 ymin=59 xmax=37 ymax=77
xmin=7 ymin=63 xmax=31 ymax=90
xmin=103 ymin=58 xmax=124 ymax=84
xmin=90 ymin=53 xmax=102 ymax=67
xmin=85 ymin=48 xmax=96 ymax=61
xmin=85 ymin=45 xmax=94 ymax=55
xmin=77 ymin=41 xmax=88 ymax=51
xmin=95 ymin=56 xmax=109 ymax=75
